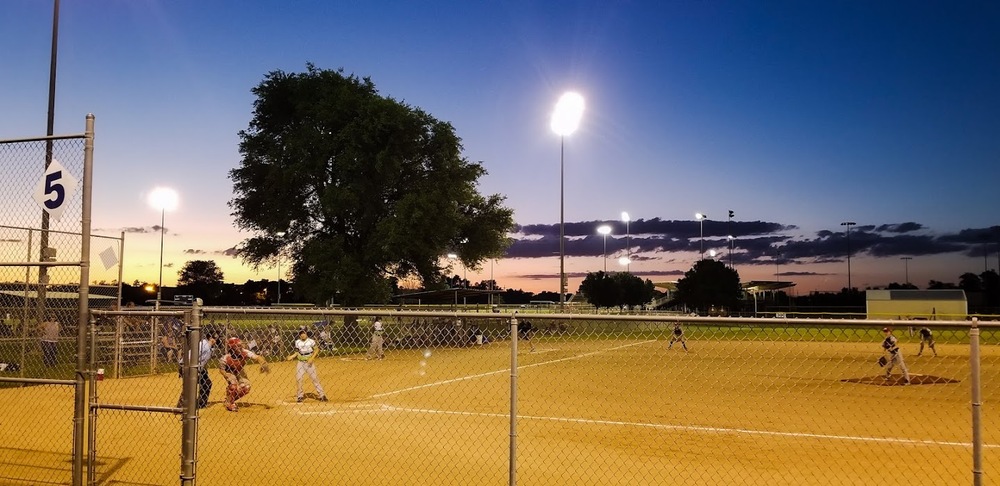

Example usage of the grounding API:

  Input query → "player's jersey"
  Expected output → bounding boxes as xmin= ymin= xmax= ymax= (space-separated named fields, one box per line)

xmin=221 ymin=349 xmax=259 ymax=372
xmin=294 ymin=338 xmax=317 ymax=361
xmin=882 ymin=335 xmax=900 ymax=354
xmin=919 ymin=328 xmax=932 ymax=339
xmin=673 ymin=324 xmax=683 ymax=336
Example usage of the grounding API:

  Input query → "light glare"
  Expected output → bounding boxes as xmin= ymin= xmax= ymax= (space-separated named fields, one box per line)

xmin=550 ymin=92 xmax=585 ymax=136
xmin=148 ymin=187 xmax=179 ymax=212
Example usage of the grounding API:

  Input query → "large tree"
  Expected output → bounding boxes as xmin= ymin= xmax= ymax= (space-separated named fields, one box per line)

xmin=578 ymin=271 xmax=656 ymax=310
xmin=176 ymin=260 xmax=225 ymax=303
xmin=230 ymin=65 xmax=514 ymax=306
xmin=673 ymin=259 xmax=741 ymax=313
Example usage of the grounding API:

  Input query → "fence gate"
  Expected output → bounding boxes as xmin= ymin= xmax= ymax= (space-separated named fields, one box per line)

xmin=0 ymin=115 xmax=95 ymax=485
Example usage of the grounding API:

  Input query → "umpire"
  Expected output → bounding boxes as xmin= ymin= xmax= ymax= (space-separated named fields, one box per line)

xmin=177 ymin=332 xmax=217 ymax=409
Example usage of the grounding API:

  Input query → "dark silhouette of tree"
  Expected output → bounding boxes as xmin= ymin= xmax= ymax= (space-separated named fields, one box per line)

xmin=176 ymin=260 xmax=225 ymax=304
xmin=980 ymin=270 xmax=1000 ymax=309
xmin=674 ymin=259 xmax=741 ymax=313
xmin=928 ymin=280 xmax=958 ymax=290
xmin=959 ymin=273 xmax=982 ymax=293
xmin=578 ymin=271 xmax=618 ymax=309
xmin=578 ymin=271 xmax=655 ymax=310
xmin=887 ymin=282 xmax=919 ymax=290
xmin=230 ymin=64 xmax=514 ymax=306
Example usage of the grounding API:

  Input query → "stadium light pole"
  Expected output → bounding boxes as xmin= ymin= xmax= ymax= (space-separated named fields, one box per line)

xmin=775 ymin=251 xmax=781 ymax=282
xmin=901 ymin=256 xmax=912 ymax=286
xmin=597 ymin=225 xmax=612 ymax=272
xmin=727 ymin=210 xmax=734 ymax=267
xmin=551 ymin=92 xmax=585 ymax=308
xmin=621 ymin=212 xmax=631 ymax=272
xmin=275 ymin=231 xmax=286 ymax=304
xmin=841 ymin=221 xmax=856 ymax=291
xmin=696 ymin=213 xmax=707 ymax=259
xmin=727 ymin=235 xmax=735 ymax=269
xmin=148 ymin=188 xmax=178 ymax=310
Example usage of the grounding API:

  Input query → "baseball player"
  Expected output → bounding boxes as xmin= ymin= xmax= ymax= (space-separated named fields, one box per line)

xmin=668 ymin=322 xmax=688 ymax=352
xmin=366 ymin=317 xmax=385 ymax=360
xmin=220 ymin=337 xmax=269 ymax=412
xmin=518 ymin=320 xmax=536 ymax=352
xmin=880 ymin=327 xmax=910 ymax=384
xmin=917 ymin=327 xmax=937 ymax=357
xmin=286 ymin=329 xmax=328 ymax=402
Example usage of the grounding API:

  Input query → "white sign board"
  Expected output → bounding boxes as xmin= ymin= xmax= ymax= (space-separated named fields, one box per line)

xmin=32 ymin=158 xmax=78 ymax=221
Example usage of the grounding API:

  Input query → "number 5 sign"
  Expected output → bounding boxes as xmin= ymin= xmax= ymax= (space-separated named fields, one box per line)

xmin=33 ymin=158 xmax=79 ymax=221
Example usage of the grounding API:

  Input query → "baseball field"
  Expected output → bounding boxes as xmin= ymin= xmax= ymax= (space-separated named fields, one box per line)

xmin=1 ymin=327 xmax=997 ymax=485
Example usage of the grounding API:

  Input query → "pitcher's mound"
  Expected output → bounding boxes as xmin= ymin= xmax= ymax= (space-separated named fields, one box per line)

xmin=841 ymin=374 xmax=960 ymax=386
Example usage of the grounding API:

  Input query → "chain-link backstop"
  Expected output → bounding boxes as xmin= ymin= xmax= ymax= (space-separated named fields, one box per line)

xmin=18 ymin=305 xmax=991 ymax=485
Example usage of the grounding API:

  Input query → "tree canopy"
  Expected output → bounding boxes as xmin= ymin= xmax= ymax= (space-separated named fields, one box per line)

xmin=578 ymin=271 xmax=656 ymax=309
xmin=176 ymin=260 xmax=225 ymax=303
xmin=673 ymin=259 xmax=741 ymax=312
xmin=230 ymin=64 xmax=515 ymax=306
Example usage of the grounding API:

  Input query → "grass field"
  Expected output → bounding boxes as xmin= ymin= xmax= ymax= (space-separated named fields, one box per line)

xmin=1 ymin=329 xmax=998 ymax=485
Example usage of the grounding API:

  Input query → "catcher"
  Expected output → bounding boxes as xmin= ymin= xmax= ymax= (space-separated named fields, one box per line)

xmin=879 ymin=327 xmax=910 ymax=385
xmin=220 ymin=337 xmax=270 ymax=412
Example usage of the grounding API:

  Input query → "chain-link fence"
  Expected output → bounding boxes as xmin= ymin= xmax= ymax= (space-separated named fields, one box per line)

xmin=58 ymin=305 xmax=998 ymax=485
xmin=0 ymin=117 xmax=96 ymax=485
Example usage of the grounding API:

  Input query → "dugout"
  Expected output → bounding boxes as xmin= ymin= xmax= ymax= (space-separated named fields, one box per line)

xmin=865 ymin=289 xmax=967 ymax=320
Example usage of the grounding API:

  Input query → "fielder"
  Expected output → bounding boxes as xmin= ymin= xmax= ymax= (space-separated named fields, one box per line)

xmin=366 ymin=317 xmax=385 ymax=360
xmin=220 ymin=337 xmax=269 ymax=412
xmin=880 ymin=327 xmax=910 ymax=384
xmin=668 ymin=322 xmax=688 ymax=352
xmin=287 ymin=329 xmax=328 ymax=402
xmin=518 ymin=320 xmax=535 ymax=352
xmin=917 ymin=327 xmax=937 ymax=357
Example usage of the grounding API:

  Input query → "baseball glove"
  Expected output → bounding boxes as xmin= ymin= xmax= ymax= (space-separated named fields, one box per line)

xmin=259 ymin=363 xmax=271 ymax=374
xmin=877 ymin=356 xmax=888 ymax=367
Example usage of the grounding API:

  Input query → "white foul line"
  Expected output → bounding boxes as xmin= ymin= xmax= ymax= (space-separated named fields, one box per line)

xmin=367 ymin=340 xmax=655 ymax=399
xmin=331 ymin=405 xmax=999 ymax=450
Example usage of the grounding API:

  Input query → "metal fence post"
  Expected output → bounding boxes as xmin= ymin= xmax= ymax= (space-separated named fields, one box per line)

xmin=970 ymin=317 xmax=982 ymax=486
xmin=87 ymin=313 xmax=98 ymax=486
xmin=509 ymin=312 xmax=518 ymax=486
xmin=73 ymin=113 xmax=95 ymax=486
xmin=180 ymin=301 xmax=202 ymax=485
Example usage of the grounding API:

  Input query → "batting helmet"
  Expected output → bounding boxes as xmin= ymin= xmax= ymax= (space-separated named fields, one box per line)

xmin=227 ymin=337 xmax=242 ymax=349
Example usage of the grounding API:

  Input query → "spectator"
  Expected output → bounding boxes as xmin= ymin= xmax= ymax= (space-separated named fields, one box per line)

xmin=39 ymin=313 xmax=60 ymax=367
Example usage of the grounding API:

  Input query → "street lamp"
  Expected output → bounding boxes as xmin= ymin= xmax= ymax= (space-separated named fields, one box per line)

xmin=621 ymin=211 xmax=631 ymax=272
xmin=551 ymin=92 xmax=585 ymax=308
xmin=840 ymin=221 xmax=856 ymax=291
xmin=597 ymin=225 xmax=612 ymax=272
xmin=275 ymin=232 xmax=286 ymax=304
xmin=775 ymin=251 xmax=781 ymax=282
xmin=148 ymin=187 xmax=178 ymax=310
xmin=695 ymin=213 xmax=707 ymax=259
xmin=901 ymin=256 xmax=912 ymax=286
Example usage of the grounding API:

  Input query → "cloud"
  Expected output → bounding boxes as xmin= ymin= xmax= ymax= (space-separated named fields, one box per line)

xmin=184 ymin=249 xmax=207 ymax=255
xmin=875 ymin=222 xmax=923 ymax=233
xmin=506 ymin=217 xmax=1000 ymax=269
xmin=122 ymin=227 xmax=153 ymax=234
xmin=220 ymin=247 xmax=239 ymax=257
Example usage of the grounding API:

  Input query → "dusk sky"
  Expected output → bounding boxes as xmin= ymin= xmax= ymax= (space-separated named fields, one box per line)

xmin=2 ymin=1 xmax=999 ymax=296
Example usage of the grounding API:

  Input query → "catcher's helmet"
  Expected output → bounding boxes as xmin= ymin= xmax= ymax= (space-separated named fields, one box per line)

xmin=882 ymin=327 xmax=891 ymax=333
xmin=227 ymin=337 xmax=242 ymax=349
